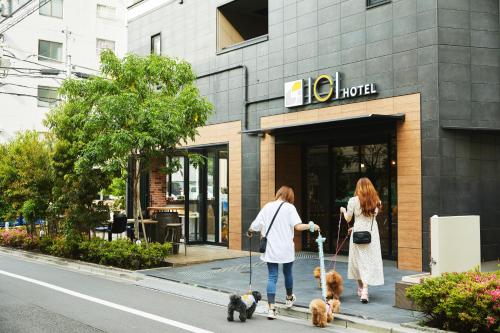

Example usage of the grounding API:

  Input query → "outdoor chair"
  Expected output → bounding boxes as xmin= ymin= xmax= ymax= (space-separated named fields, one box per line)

xmin=156 ymin=211 xmax=187 ymax=255
xmin=95 ymin=214 xmax=128 ymax=241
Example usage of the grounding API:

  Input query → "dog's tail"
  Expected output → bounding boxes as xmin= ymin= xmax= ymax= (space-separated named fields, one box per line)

xmin=229 ymin=294 xmax=241 ymax=303
xmin=313 ymin=266 xmax=321 ymax=279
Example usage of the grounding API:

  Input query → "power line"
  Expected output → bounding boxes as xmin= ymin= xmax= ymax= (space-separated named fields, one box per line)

xmin=0 ymin=0 xmax=51 ymax=35
xmin=2 ymin=73 xmax=63 ymax=79
xmin=0 ymin=82 xmax=58 ymax=90
xmin=4 ymin=54 xmax=62 ymax=70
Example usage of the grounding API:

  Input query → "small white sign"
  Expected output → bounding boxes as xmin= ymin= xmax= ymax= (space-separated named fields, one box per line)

xmin=284 ymin=80 xmax=303 ymax=108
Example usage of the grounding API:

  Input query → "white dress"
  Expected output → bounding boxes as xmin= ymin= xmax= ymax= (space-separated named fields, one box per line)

xmin=345 ymin=196 xmax=384 ymax=286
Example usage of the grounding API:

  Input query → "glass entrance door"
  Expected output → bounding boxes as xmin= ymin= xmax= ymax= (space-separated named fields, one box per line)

xmin=185 ymin=146 xmax=228 ymax=246
xmin=304 ymin=140 xmax=397 ymax=259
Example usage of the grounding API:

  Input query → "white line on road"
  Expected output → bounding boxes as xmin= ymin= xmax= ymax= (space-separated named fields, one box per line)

xmin=0 ymin=269 xmax=213 ymax=333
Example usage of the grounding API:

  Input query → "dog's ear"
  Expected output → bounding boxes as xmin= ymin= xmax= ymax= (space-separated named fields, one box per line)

xmin=252 ymin=291 xmax=262 ymax=301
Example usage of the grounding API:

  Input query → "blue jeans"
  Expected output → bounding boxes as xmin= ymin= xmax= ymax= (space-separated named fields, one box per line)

xmin=267 ymin=262 xmax=293 ymax=304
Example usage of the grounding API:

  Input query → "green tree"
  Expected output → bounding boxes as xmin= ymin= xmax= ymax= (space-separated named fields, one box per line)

xmin=0 ymin=131 xmax=54 ymax=235
xmin=49 ymin=139 xmax=112 ymax=238
xmin=46 ymin=51 xmax=212 ymax=243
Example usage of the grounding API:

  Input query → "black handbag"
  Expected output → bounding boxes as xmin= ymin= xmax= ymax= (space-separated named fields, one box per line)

xmin=352 ymin=214 xmax=375 ymax=245
xmin=259 ymin=202 xmax=285 ymax=253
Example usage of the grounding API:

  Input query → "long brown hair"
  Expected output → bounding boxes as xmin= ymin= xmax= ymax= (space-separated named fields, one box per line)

xmin=275 ymin=185 xmax=295 ymax=204
xmin=355 ymin=178 xmax=381 ymax=216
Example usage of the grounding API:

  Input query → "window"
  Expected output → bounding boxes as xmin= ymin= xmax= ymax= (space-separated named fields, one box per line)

xmin=217 ymin=0 xmax=268 ymax=52
xmin=96 ymin=4 xmax=116 ymax=19
xmin=38 ymin=40 xmax=62 ymax=61
xmin=151 ymin=33 xmax=161 ymax=55
xmin=96 ymin=38 xmax=115 ymax=55
xmin=37 ymin=86 xmax=58 ymax=108
xmin=367 ymin=0 xmax=391 ymax=8
xmin=39 ymin=0 xmax=63 ymax=18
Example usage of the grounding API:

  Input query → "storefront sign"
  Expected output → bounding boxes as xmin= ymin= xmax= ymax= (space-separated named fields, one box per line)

xmin=284 ymin=72 xmax=377 ymax=108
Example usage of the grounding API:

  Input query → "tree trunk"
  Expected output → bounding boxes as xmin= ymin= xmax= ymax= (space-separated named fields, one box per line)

xmin=133 ymin=158 xmax=149 ymax=246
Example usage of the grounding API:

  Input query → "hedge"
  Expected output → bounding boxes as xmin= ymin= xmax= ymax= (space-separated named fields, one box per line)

xmin=0 ymin=228 xmax=171 ymax=270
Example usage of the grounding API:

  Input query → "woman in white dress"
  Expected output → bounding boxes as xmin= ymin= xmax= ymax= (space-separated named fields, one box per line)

xmin=340 ymin=177 xmax=384 ymax=303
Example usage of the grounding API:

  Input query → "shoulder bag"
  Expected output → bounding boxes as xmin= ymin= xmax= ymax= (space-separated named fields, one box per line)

xmin=259 ymin=202 xmax=285 ymax=253
xmin=352 ymin=213 xmax=375 ymax=245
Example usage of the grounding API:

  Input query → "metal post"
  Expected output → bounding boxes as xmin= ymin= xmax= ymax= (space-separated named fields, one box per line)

xmin=62 ymin=27 xmax=71 ymax=78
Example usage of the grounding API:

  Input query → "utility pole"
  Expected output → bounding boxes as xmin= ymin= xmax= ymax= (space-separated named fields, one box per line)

xmin=62 ymin=27 xmax=71 ymax=78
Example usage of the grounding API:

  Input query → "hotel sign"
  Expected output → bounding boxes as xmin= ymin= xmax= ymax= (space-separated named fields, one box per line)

xmin=284 ymin=72 xmax=377 ymax=108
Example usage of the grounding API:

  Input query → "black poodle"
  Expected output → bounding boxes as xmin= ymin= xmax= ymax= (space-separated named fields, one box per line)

xmin=227 ymin=291 xmax=262 ymax=322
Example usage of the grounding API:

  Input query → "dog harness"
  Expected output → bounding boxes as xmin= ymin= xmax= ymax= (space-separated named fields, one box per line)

xmin=241 ymin=294 xmax=256 ymax=308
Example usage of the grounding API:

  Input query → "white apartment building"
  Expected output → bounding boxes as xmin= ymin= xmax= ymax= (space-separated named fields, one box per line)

xmin=0 ymin=0 xmax=127 ymax=142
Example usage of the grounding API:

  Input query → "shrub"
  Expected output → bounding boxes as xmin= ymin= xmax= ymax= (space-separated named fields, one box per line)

xmin=407 ymin=270 xmax=500 ymax=333
xmin=0 ymin=229 xmax=171 ymax=270
xmin=38 ymin=236 xmax=55 ymax=254
xmin=47 ymin=236 xmax=83 ymax=259
xmin=79 ymin=238 xmax=171 ymax=270
xmin=0 ymin=228 xmax=30 ymax=248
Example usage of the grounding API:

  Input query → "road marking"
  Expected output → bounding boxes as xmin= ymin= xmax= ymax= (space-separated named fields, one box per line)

xmin=0 ymin=269 xmax=213 ymax=333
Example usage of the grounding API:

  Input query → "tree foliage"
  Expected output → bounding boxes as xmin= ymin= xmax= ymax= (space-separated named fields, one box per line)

xmin=0 ymin=131 xmax=54 ymax=234
xmin=46 ymin=51 xmax=212 ymax=241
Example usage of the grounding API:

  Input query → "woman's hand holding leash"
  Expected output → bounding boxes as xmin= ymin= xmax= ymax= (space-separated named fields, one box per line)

xmin=246 ymin=230 xmax=253 ymax=238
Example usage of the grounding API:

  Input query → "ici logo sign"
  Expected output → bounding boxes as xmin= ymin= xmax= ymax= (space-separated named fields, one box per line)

xmin=284 ymin=72 xmax=377 ymax=108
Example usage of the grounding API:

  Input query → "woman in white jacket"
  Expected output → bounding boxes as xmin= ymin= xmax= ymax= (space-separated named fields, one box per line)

xmin=248 ymin=186 xmax=319 ymax=319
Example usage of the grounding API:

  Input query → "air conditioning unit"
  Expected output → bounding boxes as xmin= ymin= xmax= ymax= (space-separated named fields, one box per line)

xmin=430 ymin=215 xmax=481 ymax=276
xmin=1 ymin=0 xmax=12 ymax=17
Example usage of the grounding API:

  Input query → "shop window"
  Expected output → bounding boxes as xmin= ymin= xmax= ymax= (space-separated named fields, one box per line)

xmin=97 ymin=4 xmax=116 ymax=20
xmin=39 ymin=0 xmax=63 ymax=18
xmin=96 ymin=38 xmax=115 ymax=55
xmin=37 ymin=86 xmax=58 ymax=108
xmin=38 ymin=40 xmax=62 ymax=62
xmin=367 ymin=0 xmax=391 ymax=8
xmin=217 ymin=0 xmax=268 ymax=52
xmin=151 ymin=33 xmax=161 ymax=55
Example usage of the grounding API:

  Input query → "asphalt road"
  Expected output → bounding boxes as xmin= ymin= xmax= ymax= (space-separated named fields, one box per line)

xmin=0 ymin=254 xmax=363 ymax=333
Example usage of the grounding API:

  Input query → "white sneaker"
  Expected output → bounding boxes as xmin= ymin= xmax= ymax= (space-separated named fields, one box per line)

xmin=267 ymin=307 xmax=277 ymax=320
xmin=285 ymin=294 xmax=296 ymax=308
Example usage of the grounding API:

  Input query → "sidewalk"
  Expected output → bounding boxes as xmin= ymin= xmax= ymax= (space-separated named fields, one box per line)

xmin=140 ymin=252 xmax=423 ymax=324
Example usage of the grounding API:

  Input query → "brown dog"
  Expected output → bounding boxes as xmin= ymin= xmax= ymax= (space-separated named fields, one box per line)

xmin=326 ymin=270 xmax=344 ymax=300
xmin=313 ymin=266 xmax=321 ymax=288
xmin=309 ymin=298 xmax=341 ymax=327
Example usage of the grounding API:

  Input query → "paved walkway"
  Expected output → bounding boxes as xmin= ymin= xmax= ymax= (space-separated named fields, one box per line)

xmin=165 ymin=245 xmax=248 ymax=266
xmin=140 ymin=252 xmax=424 ymax=324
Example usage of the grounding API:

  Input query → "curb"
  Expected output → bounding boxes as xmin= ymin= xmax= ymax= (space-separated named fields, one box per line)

xmin=277 ymin=305 xmax=423 ymax=333
xmin=0 ymin=246 xmax=142 ymax=282
xmin=0 ymin=247 xmax=424 ymax=333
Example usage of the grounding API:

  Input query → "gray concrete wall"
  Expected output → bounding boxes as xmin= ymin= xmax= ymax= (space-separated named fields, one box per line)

xmin=128 ymin=0 xmax=500 ymax=266
xmin=428 ymin=0 xmax=500 ymax=264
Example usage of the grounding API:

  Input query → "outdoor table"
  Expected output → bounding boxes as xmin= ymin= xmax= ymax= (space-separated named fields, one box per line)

xmin=127 ymin=218 xmax=158 ymax=242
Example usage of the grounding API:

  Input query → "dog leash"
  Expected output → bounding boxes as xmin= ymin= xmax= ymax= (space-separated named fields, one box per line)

xmin=330 ymin=214 xmax=350 ymax=272
xmin=248 ymin=235 xmax=252 ymax=293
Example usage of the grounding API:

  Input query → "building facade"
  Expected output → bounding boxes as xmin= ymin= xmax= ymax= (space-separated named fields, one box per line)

xmin=0 ymin=0 xmax=127 ymax=142
xmin=128 ymin=0 xmax=500 ymax=271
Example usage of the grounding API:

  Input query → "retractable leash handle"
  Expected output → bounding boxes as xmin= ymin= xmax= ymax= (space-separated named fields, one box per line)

xmin=315 ymin=231 xmax=328 ymax=302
